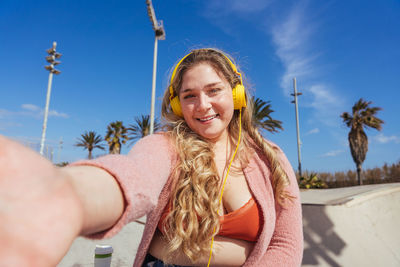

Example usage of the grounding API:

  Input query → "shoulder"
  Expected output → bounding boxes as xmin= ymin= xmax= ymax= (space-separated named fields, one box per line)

xmin=264 ymin=139 xmax=292 ymax=169
xmin=265 ymin=138 xmax=293 ymax=171
xmin=129 ymin=132 xmax=173 ymax=152
xmin=133 ymin=131 xmax=171 ymax=144
xmin=248 ymin=137 xmax=294 ymax=177
xmin=128 ymin=132 xmax=177 ymax=161
xmin=262 ymin=138 xmax=281 ymax=153
xmin=247 ymin=136 xmax=284 ymax=162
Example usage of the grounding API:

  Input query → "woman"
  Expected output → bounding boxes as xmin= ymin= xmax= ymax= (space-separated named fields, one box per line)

xmin=0 ymin=48 xmax=302 ymax=267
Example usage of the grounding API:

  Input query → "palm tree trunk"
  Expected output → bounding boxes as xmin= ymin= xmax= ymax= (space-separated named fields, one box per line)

xmin=88 ymin=149 xmax=92 ymax=160
xmin=116 ymin=142 xmax=121 ymax=154
xmin=109 ymin=143 xmax=115 ymax=154
xmin=357 ymin=164 xmax=362 ymax=185
xmin=110 ymin=142 xmax=121 ymax=154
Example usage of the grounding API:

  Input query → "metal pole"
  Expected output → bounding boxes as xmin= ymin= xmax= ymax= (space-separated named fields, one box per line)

xmin=149 ymin=37 xmax=158 ymax=134
xmin=39 ymin=71 xmax=54 ymax=155
xmin=40 ymin=41 xmax=61 ymax=156
xmin=293 ymin=77 xmax=302 ymax=177
xmin=146 ymin=0 xmax=165 ymax=135
xmin=57 ymin=137 xmax=63 ymax=163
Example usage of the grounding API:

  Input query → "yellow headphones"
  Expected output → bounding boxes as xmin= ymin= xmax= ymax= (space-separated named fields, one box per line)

xmin=169 ymin=49 xmax=247 ymax=117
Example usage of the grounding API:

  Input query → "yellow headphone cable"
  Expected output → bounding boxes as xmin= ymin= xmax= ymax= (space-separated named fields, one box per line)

xmin=207 ymin=109 xmax=242 ymax=267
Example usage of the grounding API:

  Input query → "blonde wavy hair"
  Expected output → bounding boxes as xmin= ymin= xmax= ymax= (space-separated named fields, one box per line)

xmin=160 ymin=48 xmax=293 ymax=263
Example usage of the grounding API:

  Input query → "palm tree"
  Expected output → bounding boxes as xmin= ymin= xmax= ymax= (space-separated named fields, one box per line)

xmin=128 ymin=115 xmax=160 ymax=144
xmin=105 ymin=121 xmax=129 ymax=154
xmin=75 ymin=131 xmax=105 ymax=159
xmin=341 ymin=98 xmax=384 ymax=185
xmin=252 ymin=96 xmax=283 ymax=133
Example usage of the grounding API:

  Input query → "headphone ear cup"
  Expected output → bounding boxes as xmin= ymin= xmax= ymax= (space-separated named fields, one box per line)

xmin=232 ymin=84 xmax=247 ymax=110
xmin=170 ymin=96 xmax=183 ymax=117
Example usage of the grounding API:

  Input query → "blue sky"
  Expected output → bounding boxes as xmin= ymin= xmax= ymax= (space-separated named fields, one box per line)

xmin=1 ymin=0 xmax=399 ymax=172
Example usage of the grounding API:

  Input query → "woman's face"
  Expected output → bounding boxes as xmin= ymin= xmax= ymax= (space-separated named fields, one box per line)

xmin=179 ymin=63 xmax=234 ymax=143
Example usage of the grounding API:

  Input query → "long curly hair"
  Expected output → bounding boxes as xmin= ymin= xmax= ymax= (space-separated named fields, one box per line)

xmin=160 ymin=48 xmax=293 ymax=263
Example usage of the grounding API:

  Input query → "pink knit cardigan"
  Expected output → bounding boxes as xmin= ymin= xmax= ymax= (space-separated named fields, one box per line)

xmin=72 ymin=133 xmax=303 ymax=266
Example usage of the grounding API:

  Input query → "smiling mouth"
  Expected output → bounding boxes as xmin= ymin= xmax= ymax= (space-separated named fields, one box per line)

xmin=197 ymin=114 xmax=219 ymax=122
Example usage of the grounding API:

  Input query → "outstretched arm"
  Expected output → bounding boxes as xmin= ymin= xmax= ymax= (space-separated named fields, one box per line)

xmin=0 ymin=136 xmax=124 ymax=266
xmin=60 ymin=165 xmax=124 ymax=235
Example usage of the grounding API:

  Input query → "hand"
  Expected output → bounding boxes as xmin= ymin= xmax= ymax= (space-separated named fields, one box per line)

xmin=0 ymin=136 xmax=83 ymax=267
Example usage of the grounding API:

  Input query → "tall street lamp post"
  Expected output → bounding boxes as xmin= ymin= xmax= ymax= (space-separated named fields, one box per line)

xmin=146 ymin=0 xmax=165 ymax=134
xmin=39 ymin=41 xmax=61 ymax=156
xmin=291 ymin=77 xmax=303 ymax=177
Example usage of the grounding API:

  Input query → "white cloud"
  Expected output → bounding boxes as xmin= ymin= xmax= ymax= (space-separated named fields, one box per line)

xmin=308 ymin=84 xmax=343 ymax=126
xmin=0 ymin=104 xmax=69 ymax=120
xmin=321 ymin=149 xmax=344 ymax=157
xmin=0 ymin=121 xmax=23 ymax=130
xmin=270 ymin=2 xmax=315 ymax=95
xmin=0 ymin=109 xmax=11 ymax=118
xmin=20 ymin=103 xmax=69 ymax=118
xmin=48 ymin=110 xmax=69 ymax=118
xmin=11 ymin=136 xmax=61 ymax=145
xmin=201 ymin=0 xmax=274 ymax=36
xmin=305 ymin=128 xmax=319 ymax=135
xmin=374 ymin=133 xmax=400 ymax=144
xmin=270 ymin=3 xmax=344 ymax=126
xmin=21 ymin=104 xmax=40 ymax=111
xmin=309 ymin=85 xmax=337 ymax=106
xmin=205 ymin=0 xmax=272 ymax=15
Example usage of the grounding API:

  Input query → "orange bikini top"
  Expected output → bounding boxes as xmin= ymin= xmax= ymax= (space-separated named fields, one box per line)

xmin=157 ymin=197 xmax=262 ymax=242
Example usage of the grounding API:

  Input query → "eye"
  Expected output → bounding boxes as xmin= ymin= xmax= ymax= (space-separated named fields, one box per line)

xmin=209 ymin=88 xmax=221 ymax=95
xmin=183 ymin=94 xmax=195 ymax=99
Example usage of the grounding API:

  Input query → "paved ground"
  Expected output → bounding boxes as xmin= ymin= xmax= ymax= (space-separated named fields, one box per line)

xmin=57 ymin=219 xmax=146 ymax=267
xmin=58 ymin=183 xmax=400 ymax=267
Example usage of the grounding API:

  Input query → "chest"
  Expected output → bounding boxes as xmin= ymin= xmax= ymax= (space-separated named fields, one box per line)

xmin=215 ymin=158 xmax=253 ymax=215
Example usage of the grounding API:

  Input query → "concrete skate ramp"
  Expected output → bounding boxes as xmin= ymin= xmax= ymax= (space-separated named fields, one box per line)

xmin=302 ymin=183 xmax=400 ymax=267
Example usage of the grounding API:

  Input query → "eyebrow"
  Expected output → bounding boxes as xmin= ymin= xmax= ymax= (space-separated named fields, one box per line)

xmin=181 ymin=82 xmax=223 ymax=93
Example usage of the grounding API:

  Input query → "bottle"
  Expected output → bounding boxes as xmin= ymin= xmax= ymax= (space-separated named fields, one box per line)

xmin=94 ymin=245 xmax=113 ymax=267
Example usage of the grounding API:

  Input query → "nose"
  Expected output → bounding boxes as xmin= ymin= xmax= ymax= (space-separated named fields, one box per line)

xmin=196 ymin=93 xmax=212 ymax=112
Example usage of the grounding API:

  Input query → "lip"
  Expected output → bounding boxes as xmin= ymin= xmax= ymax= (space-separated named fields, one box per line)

xmin=196 ymin=114 xmax=219 ymax=123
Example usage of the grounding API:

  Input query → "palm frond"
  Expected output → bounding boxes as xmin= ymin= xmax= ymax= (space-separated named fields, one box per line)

xmin=105 ymin=121 xmax=129 ymax=154
xmin=128 ymin=115 xmax=160 ymax=145
xmin=75 ymin=131 xmax=104 ymax=159
xmin=251 ymin=96 xmax=283 ymax=133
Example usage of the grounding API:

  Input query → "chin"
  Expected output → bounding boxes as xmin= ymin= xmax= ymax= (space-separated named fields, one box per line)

xmin=199 ymin=131 xmax=226 ymax=142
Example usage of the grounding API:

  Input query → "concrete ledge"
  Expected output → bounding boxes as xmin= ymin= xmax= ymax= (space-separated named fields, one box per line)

xmin=301 ymin=183 xmax=400 ymax=267
xmin=301 ymin=183 xmax=400 ymax=205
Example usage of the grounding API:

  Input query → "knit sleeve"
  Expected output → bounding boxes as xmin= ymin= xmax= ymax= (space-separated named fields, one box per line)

xmin=258 ymin=146 xmax=304 ymax=266
xmin=69 ymin=133 xmax=176 ymax=239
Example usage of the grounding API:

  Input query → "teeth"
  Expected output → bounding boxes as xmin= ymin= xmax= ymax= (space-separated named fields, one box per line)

xmin=198 ymin=115 xmax=217 ymax=122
